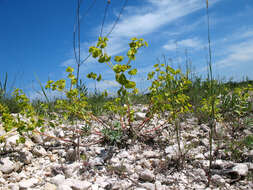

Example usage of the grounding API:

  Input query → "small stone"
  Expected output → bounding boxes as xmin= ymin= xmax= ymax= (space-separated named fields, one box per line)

xmin=139 ymin=169 xmax=155 ymax=182
xmin=89 ymin=157 xmax=103 ymax=167
xmin=212 ymin=174 xmax=226 ymax=186
xmin=57 ymin=184 xmax=72 ymax=190
xmin=91 ymin=184 xmax=99 ymax=190
xmin=51 ymin=174 xmax=65 ymax=185
xmin=155 ymin=181 xmax=163 ymax=190
xmin=112 ymin=180 xmax=131 ymax=190
xmin=19 ymin=178 xmax=38 ymax=189
xmin=143 ymin=151 xmax=160 ymax=158
xmin=247 ymin=150 xmax=253 ymax=161
xmin=247 ymin=163 xmax=253 ymax=171
xmin=8 ymin=172 xmax=22 ymax=183
xmin=24 ymin=138 xmax=35 ymax=149
xmin=32 ymin=146 xmax=47 ymax=157
xmin=0 ymin=127 xmax=6 ymax=136
xmin=66 ymin=148 xmax=76 ymax=162
xmin=200 ymin=124 xmax=209 ymax=132
xmin=195 ymin=153 xmax=205 ymax=160
xmin=8 ymin=183 xmax=20 ymax=190
xmin=165 ymin=144 xmax=182 ymax=159
xmin=118 ymin=150 xmax=130 ymax=159
xmin=6 ymin=134 xmax=20 ymax=146
xmin=232 ymin=163 xmax=248 ymax=176
xmin=0 ymin=177 xmax=5 ymax=184
xmin=142 ymin=182 xmax=155 ymax=190
xmin=66 ymin=178 xmax=92 ymax=190
xmin=63 ymin=162 xmax=82 ymax=178
xmin=19 ymin=151 xmax=33 ymax=164
xmin=31 ymin=133 xmax=44 ymax=144
xmin=0 ymin=157 xmax=15 ymax=174
xmin=135 ymin=112 xmax=146 ymax=120
xmin=44 ymin=183 xmax=57 ymax=190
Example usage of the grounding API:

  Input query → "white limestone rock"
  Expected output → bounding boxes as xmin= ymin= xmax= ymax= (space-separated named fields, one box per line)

xmin=135 ymin=112 xmax=146 ymax=120
xmin=19 ymin=178 xmax=39 ymax=189
xmin=232 ymin=163 xmax=249 ymax=176
xmin=44 ymin=183 xmax=57 ymax=190
xmin=139 ymin=169 xmax=155 ymax=182
xmin=65 ymin=178 xmax=92 ymax=190
xmin=51 ymin=174 xmax=65 ymax=186
xmin=0 ymin=157 xmax=15 ymax=174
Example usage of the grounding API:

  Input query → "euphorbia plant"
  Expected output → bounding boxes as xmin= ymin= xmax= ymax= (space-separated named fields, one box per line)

xmin=87 ymin=37 xmax=148 ymax=138
xmin=0 ymin=89 xmax=45 ymax=143
xmin=45 ymin=66 xmax=91 ymax=160
xmin=147 ymin=63 xmax=192 ymax=167
xmin=219 ymin=84 xmax=253 ymax=136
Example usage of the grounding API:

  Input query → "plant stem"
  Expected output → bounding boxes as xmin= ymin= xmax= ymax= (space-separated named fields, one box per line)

xmin=205 ymin=0 xmax=216 ymax=186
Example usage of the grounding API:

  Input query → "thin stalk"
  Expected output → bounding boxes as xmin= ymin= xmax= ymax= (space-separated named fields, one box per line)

xmin=175 ymin=118 xmax=182 ymax=160
xmin=76 ymin=0 xmax=81 ymax=87
xmin=206 ymin=0 xmax=215 ymax=186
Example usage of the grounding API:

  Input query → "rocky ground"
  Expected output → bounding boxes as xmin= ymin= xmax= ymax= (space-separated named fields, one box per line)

xmin=0 ymin=106 xmax=252 ymax=190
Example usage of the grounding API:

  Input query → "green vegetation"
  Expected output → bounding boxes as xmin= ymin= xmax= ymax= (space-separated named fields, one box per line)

xmin=0 ymin=0 xmax=253 ymax=187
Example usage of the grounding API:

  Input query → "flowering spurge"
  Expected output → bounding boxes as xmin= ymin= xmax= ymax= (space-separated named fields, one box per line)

xmin=88 ymin=37 xmax=148 ymax=140
xmin=147 ymin=63 xmax=192 ymax=167
xmin=0 ymin=89 xmax=45 ymax=143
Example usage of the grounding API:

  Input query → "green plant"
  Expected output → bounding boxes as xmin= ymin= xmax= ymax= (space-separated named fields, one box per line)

xmin=0 ymin=73 xmax=8 ymax=99
xmin=147 ymin=63 xmax=192 ymax=167
xmin=0 ymin=89 xmax=45 ymax=143
xmin=88 ymin=37 xmax=148 ymax=137
xmin=87 ymin=92 xmax=109 ymax=116
xmin=81 ymin=124 xmax=91 ymax=137
xmin=203 ymin=0 xmax=217 ymax=186
xmin=225 ymin=134 xmax=253 ymax=162
xmin=220 ymin=85 xmax=252 ymax=119
xmin=45 ymin=66 xmax=91 ymax=160
xmin=101 ymin=121 xmax=123 ymax=145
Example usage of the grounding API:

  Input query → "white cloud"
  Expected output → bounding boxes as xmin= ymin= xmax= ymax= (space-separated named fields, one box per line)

xmin=217 ymin=39 xmax=253 ymax=68
xmin=109 ymin=0 xmax=206 ymax=38
xmin=99 ymin=0 xmax=220 ymax=56
xmin=163 ymin=42 xmax=177 ymax=51
xmin=163 ymin=38 xmax=203 ymax=51
xmin=179 ymin=38 xmax=203 ymax=48
xmin=60 ymin=0 xmax=220 ymax=83
xmin=87 ymin=80 xmax=120 ymax=91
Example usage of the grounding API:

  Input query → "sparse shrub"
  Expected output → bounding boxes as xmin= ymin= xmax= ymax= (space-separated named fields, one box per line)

xmin=225 ymin=134 xmax=253 ymax=162
xmin=101 ymin=121 xmax=123 ymax=145
xmin=147 ymin=63 xmax=192 ymax=168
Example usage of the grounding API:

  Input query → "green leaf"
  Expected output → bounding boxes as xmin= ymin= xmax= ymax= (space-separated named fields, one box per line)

xmin=114 ymin=56 xmax=124 ymax=63
xmin=98 ymin=55 xmax=106 ymax=63
xmin=116 ymin=73 xmax=127 ymax=85
xmin=87 ymin=72 xmax=97 ymax=80
xmin=125 ymin=80 xmax=136 ymax=89
xmin=102 ymin=90 xmax=108 ymax=97
xmin=97 ymin=74 xmax=102 ymax=82
xmin=113 ymin=64 xmax=121 ymax=73
xmin=68 ymin=73 xmax=75 ymax=80
xmin=128 ymin=69 xmax=137 ymax=75
xmin=66 ymin=67 xmax=74 ymax=73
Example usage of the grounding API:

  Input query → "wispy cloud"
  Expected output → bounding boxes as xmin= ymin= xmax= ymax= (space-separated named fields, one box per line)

xmin=217 ymin=39 xmax=253 ymax=68
xmin=163 ymin=37 xmax=203 ymax=51
xmin=60 ymin=0 xmax=221 ymax=84
xmin=107 ymin=0 xmax=213 ymax=39
xmin=84 ymin=0 xmax=219 ymax=60
xmin=196 ymin=28 xmax=253 ymax=78
xmin=87 ymin=79 xmax=120 ymax=92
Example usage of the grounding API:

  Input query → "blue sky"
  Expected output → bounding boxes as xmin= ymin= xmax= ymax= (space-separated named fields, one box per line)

xmin=0 ymin=0 xmax=253 ymax=99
